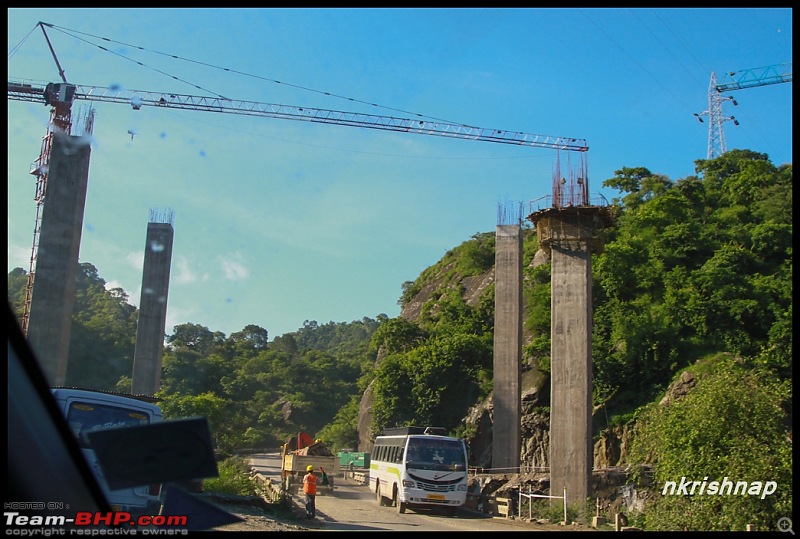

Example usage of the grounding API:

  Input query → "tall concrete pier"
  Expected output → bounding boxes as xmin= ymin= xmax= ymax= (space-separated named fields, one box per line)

xmin=131 ymin=211 xmax=175 ymax=396
xmin=491 ymin=221 xmax=523 ymax=471
xmin=26 ymin=132 xmax=92 ymax=386
xmin=528 ymin=206 xmax=610 ymax=507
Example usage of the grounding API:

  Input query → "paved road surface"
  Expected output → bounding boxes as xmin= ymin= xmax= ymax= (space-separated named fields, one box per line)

xmin=249 ymin=452 xmax=579 ymax=532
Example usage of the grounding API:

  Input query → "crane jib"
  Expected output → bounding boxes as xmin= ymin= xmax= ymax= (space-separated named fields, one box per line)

xmin=7 ymin=80 xmax=589 ymax=152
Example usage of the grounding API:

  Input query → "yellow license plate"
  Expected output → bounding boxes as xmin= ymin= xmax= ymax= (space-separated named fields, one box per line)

xmin=427 ymin=494 xmax=445 ymax=500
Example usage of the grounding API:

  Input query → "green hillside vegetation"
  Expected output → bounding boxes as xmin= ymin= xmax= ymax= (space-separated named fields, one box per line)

xmin=7 ymin=149 xmax=792 ymax=530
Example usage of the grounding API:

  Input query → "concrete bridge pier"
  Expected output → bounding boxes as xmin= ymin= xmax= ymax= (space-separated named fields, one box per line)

xmin=528 ymin=206 xmax=610 ymax=507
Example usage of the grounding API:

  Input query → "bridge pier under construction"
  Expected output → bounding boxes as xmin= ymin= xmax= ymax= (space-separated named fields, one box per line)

xmin=21 ymin=110 xmax=175 ymax=394
xmin=131 ymin=212 xmax=175 ymax=396
xmin=491 ymin=220 xmax=523 ymax=472
xmin=25 ymin=131 xmax=92 ymax=386
xmin=528 ymin=205 xmax=611 ymax=507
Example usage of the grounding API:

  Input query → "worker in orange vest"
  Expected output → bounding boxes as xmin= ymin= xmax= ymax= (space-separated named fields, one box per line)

xmin=302 ymin=465 xmax=318 ymax=519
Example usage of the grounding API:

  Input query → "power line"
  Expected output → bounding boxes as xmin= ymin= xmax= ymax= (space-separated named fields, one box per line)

xmin=40 ymin=22 xmax=475 ymax=128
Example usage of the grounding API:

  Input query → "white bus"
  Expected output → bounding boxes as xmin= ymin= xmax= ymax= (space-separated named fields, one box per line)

xmin=50 ymin=388 xmax=164 ymax=515
xmin=370 ymin=426 xmax=469 ymax=515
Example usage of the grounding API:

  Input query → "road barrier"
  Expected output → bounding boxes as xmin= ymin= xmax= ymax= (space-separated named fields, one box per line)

xmin=495 ymin=497 xmax=511 ymax=518
xmin=249 ymin=469 xmax=285 ymax=504
xmin=343 ymin=469 xmax=369 ymax=485
xmin=518 ymin=486 xmax=567 ymax=524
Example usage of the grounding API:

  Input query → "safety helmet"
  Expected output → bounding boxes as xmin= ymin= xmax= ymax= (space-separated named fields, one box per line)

xmin=306 ymin=465 xmax=314 ymax=472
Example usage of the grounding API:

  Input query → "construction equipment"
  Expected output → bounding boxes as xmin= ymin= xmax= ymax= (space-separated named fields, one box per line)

xmin=8 ymin=21 xmax=588 ymax=339
xmin=280 ymin=432 xmax=338 ymax=495
xmin=694 ymin=62 xmax=792 ymax=159
xmin=8 ymin=80 xmax=589 ymax=152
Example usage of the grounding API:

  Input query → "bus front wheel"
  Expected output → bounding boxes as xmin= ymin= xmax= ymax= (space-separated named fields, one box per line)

xmin=376 ymin=483 xmax=385 ymax=506
xmin=394 ymin=488 xmax=406 ymax=514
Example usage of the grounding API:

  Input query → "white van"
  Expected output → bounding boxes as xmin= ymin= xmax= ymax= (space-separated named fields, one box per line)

xmin=50 ymin=388 xmax=164 ymax=515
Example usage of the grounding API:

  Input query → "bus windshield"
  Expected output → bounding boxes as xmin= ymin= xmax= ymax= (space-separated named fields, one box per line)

xmin=66 ymin=401 xmax=152 ymax=445
xmin=404 ymin=438 xmax=466 ymax=471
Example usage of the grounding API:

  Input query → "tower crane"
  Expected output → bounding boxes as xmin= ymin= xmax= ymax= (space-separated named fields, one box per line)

xmin=694 ymin=62 xmax=792 ymax=159
xmin=8 ymin=23 xmax=589 ymax=335
xmin=8 ymin=81 xmax=588 ymax=152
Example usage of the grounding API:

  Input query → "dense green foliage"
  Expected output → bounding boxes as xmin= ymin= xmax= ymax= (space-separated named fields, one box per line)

xmin=8 ymin=149 xmax=791 ymax=530
xmin=9 ymin=263 xmax=139 ymax=391
xmin=202 ymin=456 xmax=257 ymax=496
xmin=155 ymin=319 xmax=376 ymax=455
xmin=370 ymin=332 xmax=493 ymax=438
xmin=591 ymin=153 xmax=791 ymax=416
xmin=370 ymin=257 xmax=496 ymax=438
xmin=628 ymin=355 xmax=792 ymax=531
xmin=8 ymin=269 xmax=379 ymax=455
xmin=594 ymin=151 xmax=793 ymax=530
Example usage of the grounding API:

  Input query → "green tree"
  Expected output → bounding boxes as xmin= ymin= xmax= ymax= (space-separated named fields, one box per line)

xmin=370 ymin=317 xmax=427 ymax=354
xmin=228 ymin=324 xmax=269 ymax=358
xmin=157 ymin=391 xmax=247 ymax=457
xmin=370 ymin=333 xmax=492 ymax=438
xmin=455 ymin=232 xmax=495 ymax=276
xmin=7 ymin=267 xmax=28 ymax=319
xmin=628 ymin=357 xmax=792 ymax=531
xmin=66 ymin=263 xmax=138 ymax=390
xmin=591 ymin=151 xmax=791 ymax=418
xmin=317 ymin=395 xmax=361 ymax=452
xmin=167 ymin=322 xmax=220 ymax=353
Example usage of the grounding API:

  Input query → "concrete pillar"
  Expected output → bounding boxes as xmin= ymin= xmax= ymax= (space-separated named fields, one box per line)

xmin=550 ymin=234 xmax=593 ymax=506
xmin=26 ymin=132 xmax=91 ymax=386
xmin=492 ymin=224 xmax=522 ymax=471
xmin=528 ymin=206 xmax=610 ymax=508
xmin=131 ymin=215 xmax=174 ymax=396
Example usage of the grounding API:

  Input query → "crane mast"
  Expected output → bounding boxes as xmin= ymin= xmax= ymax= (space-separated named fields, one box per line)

xmin=12 ymin=81 xmax=84 ymax=334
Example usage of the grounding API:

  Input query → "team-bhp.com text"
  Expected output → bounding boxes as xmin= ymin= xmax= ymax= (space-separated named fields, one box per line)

xmin=4 ymin=512 xmax=189 ymax=536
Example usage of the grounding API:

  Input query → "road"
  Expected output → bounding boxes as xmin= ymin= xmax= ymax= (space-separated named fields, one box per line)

xmin=248 ymin=452 xmax=571 ymax=532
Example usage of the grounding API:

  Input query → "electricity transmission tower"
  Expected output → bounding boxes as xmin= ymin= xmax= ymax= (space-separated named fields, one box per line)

xmin=694 ymin=62 xmax=792 ymax=159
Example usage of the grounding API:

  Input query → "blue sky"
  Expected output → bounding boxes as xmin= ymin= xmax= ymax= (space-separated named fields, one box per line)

xmin=7 ymin=8 xmax=793 ymax=340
